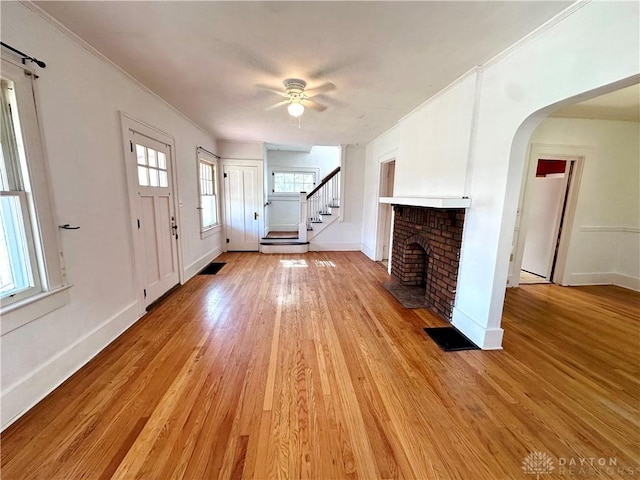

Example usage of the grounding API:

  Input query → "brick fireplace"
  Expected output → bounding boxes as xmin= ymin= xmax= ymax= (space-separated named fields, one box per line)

xmin=390 ymin=205 xmax=465 ymax=320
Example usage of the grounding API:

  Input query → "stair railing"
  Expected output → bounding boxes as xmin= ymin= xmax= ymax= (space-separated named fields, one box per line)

xmin=304 ymin=166 xmax=341 ymax=227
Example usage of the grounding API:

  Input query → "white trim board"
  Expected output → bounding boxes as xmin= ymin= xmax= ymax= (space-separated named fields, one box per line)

xmin=579 ymin=226 xmax=640 ymax=233
xmin=360 ymin=243 xmax=375 ymax=260
xmin=309 ymin=243 xmax=361 ymax=252
xmin=451 ymin=307 xmax=504 ymax=350
xmin=567 ymin=272 xmax=640 ymax=292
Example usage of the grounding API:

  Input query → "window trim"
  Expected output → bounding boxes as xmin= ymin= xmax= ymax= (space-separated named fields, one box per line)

xmin=269 ymin=166 xmax=319 ymax=199
xmin=197 ymin=150 xmax=220 ymax=237
xmin=0 ymin=58 xmax=67 ymax=328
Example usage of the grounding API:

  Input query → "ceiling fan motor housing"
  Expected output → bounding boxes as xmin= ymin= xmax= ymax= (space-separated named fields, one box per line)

xmin=283 ymin=78 xmax=307 ymax=99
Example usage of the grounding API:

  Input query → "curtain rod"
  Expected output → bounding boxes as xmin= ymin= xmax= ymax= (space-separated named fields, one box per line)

xmin=197 ymin=146 xmax=220 ymax=159
xmin=0 ymin=42 xmax=46 ymax=68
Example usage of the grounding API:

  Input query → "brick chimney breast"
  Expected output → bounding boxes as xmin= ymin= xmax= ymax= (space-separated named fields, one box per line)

xmin=391 ymin=206 xmax=465 ymax=320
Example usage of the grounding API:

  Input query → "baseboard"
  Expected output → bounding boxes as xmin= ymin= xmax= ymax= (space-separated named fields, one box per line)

xmin=566 ymin=272 xmax=614 ymax=286
xmin=612 ymin=273 xmax=640 ymax=292
xmin=1 ymin=301 xmax=139 ymax=431
xmin=566 ymin=272 xmax=639 ymax=292
xmin=184 ymin=247 xmax=223 ymax=281
xmin=360 ymin=243 xmax=375 ymax=260
xmin=309 ymin=242 xmax=361 ymax=252
xmin=451 ymin=307 xmax=504 ymax=350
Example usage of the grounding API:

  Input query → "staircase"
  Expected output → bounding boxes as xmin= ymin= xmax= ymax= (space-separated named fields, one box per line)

xmin=260 ymin=167 xmax=341 ymax=254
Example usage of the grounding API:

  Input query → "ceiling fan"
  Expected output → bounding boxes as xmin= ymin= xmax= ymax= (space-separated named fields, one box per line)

xmin=264 ymin=78 xmax=335 ymax=117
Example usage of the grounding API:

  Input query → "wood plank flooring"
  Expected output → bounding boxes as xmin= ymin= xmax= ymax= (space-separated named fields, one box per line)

xmin=2 ymin=252 xmax=639 ymax=479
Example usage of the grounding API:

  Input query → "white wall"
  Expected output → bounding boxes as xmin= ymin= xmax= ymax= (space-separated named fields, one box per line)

xmin=218 ymin=141 xmax=264 ymax=160
xmin=395 ymin=72 xmax=478 ymax=198
xmin=1 ymin=3 xmax=222 ymax=429
xmin=265 ymin=146 xmax=340 ymax=231
xmin=528 ymin=117 xmax=640 ymax=290
xmin=362 ymin=1 xmax=639 ymax=348
xmin=310 ymin=145 xmax=365 ymax=251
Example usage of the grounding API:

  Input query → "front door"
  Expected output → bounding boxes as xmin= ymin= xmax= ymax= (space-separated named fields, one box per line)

xmin=224 ymin=165 xmax=260 ymax=251
xmin=130 ymin=133 xmax=179 ymax=307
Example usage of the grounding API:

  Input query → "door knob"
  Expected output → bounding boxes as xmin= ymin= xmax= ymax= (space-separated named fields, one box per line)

xmin=254 ymin=212 xmax=259 ymax=220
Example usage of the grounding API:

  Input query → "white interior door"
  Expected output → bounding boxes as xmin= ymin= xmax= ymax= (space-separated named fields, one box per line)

xmin=131 ymin=134 xmax=179 ymax=307
xmin=224 ymin=165 xmax=260 ymax=251
xmin=521 ymin=173 xmax=567 ymax=278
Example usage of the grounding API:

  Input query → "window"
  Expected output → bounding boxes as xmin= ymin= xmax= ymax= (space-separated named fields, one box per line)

xmin=272 ymin=171 xmax=316 ymax=194
xmin=1 ymin=73 xmax=42 ymax=303
xmin=1 ymin=58 xmax=66 ymax=321
xmin=198 ymin=154 xmax=219 ymax=233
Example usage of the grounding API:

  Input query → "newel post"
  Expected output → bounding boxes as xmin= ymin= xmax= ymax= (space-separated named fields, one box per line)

xmin=298 ymin=192 xmax=308 ymax=242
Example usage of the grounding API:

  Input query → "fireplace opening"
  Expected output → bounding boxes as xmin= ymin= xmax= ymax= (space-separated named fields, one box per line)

xmin=401 ymin=242 xmax=427 ymax=288
xmin=384 ymin=239 xmax=432 ymax=309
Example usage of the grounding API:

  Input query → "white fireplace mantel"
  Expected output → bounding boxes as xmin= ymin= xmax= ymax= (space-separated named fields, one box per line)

xmin=379 ymin=196 xmax=471 ymax=208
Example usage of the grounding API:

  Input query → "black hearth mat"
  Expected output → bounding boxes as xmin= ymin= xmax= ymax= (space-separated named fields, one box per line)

xmin=424 ymin=327 xmax=480 ymax=352
xmin=198 ymin=262 xmax=226 ymax=275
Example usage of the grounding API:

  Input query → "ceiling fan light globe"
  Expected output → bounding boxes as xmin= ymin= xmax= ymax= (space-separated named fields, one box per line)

xmin=288 ymin=102 xmax=304 ymax=117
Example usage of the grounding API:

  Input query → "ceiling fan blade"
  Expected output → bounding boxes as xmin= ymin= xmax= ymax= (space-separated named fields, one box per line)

xmin=302 ymin=98 xmax=327 ymax=112
xmin=256 ymin=84 xmax=287 ymax=97
xmin=304 ymin=82 xmax=336 ymax=97
xmin=265 ymin=100 xmax=290 ymax=111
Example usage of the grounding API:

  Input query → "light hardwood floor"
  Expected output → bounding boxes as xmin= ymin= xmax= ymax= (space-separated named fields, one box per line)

xmin=2 ymin=252 xmax=639 ymax=479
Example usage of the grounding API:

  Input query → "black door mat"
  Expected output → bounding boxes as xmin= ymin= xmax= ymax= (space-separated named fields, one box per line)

xmin=199 ymin=262 xmax=226 ymax=275
xmin=424 ymin=327 xmax=480 ymax=351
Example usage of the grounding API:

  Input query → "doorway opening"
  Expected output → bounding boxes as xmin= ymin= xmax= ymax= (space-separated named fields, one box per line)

xmin=377 ymin=159 xmax=395 ymax=270
xmin=518 ymin=157 xmax=578 ymax=285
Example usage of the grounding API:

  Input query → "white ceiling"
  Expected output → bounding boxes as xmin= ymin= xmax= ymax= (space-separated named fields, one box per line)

xmin=34 ymin=1 xmax=573 ymax=146
xmin=551 ymin=83 xmax=640 ymax=122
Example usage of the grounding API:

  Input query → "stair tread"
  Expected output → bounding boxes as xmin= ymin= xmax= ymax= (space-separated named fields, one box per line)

xmin=260 ymin=241 xmax=309 ymax=246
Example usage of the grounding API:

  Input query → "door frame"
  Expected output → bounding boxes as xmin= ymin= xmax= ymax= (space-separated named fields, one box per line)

xmin=120 ymin=112 xmax=183 ymax=314
xmin=510 ymin=143 xmax=587 ymax=287
xmin=374 ymin=149 xmax=398 ymax=263
xmin=376 ymin=159 xmax=396 ymax=266
xmin=220 ymin=158 xmax=264 ymax=251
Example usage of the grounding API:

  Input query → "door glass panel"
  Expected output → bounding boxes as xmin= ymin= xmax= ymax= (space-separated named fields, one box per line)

xmin=149 ymin=168 xmax=159 ymax=187
xmin=159 ymin=170 xmax=168 ymax=187
xmin=148 ymin=149 xmax=157 ymax=168
xmin=136 ymin=145 xmax=146 ymax=165
xmin=138 ymin=166 xmax=149 ymax=186
xmin=157 ymin=152 xmax=166 ymax=169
